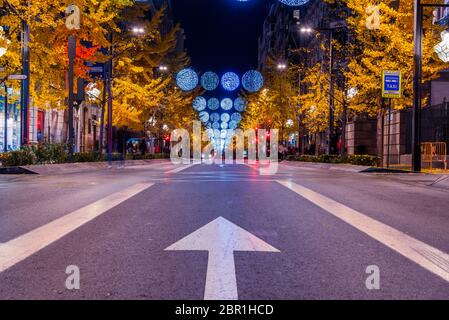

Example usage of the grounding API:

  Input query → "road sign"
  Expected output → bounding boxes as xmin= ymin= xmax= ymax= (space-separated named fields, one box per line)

xmin=382 ymin=70 xmax=402 ymax=99
xmin=7 ymin=74 xmax=27 ymax=80
xmin=165 ymin=216 xmax=280 ymax=300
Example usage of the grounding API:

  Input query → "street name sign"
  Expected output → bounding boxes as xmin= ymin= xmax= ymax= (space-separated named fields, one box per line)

xmin=7 ymin=74 xmax=27 ymax=80
xmin=382 ymin=70 xmax=402 ymax=99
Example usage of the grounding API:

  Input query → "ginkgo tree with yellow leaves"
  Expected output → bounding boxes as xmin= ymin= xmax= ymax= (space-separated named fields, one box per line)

xmin=0 ymin=0 xmax=195 ymax=152
xmin=332 ymin=0 xmax=447 ymax=114
xmin=0 ymin=0 xmax=134 ymax=109
xmin=111 ymin=6 xmax=195 ymax=134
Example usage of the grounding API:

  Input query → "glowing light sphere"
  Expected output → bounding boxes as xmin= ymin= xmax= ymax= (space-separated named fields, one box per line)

xmin=229 ymin=120 xmax=238 ymax=130
xmin=234 ymin=97 xmax=246 ymax=112
xmin=208 ymin=98 xmax=220 ymax=110
xmin=221 ymin=98 xmax=233 ymax=111
xmin=176 ymin=68 xmax=199 ymax=91
xmin=221 ymin=122 xmax=228 ymax=129
xmin=210 ymin=112 xmax=220 ymax=122
xmin=278 ymin=0 xmax=310 ymax=6
xmin=201 ymin=71 xmax=219 ymax=91
xmin=193 ymin=96 xmax=207 ymax=111
xmin=242 ymin=70 xmax=264 ymax=92
xmin=221 ymin=113 xmax=230 ymax=123
xmin=212 ymin=122 xmax=220 ymax=130
xmin=231 ymin=112 xmax=242 ymax=123
xmin=221 ymin=72 xmax=240 ymax=91
xmin=199 ymin=111 xmax=210 ymax=123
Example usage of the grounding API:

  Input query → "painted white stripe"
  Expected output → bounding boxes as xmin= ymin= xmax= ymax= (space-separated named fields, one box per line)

xmin=277 ymin=180 xmax=449 ymax=283
xmin=0 ymin=183 xmax=154 ymax=273
xmin=165 ymin=164 xmax=197 ymax=174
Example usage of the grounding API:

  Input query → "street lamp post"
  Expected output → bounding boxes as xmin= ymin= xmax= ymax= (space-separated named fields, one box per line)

xmin=300 ymin=27 xmax=337 ymax=155
xmin=104 ymin=26 xmax=146 ymax=165
xmin=412 ymin=1 xmax=449 ymax=172
xmin=3 ymin=81 xmax=8 ymax=153
xmin=106 ymin=31 xmax=113 ymax=166
xmin=67 ymin=35 xmax=76 ymax=161
xmin=277 ymin=63 xmax=287 ymax=145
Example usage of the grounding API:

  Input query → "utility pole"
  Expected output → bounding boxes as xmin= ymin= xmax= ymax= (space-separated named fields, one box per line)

xmin=67 ymin=35 xmax=76 ymax=161
xmin=107 ymin=32 xmax=113 ymax=165
xmin=3 ymin=82 xmax=7 ymax=152
xmin=327 ymin=30 xmax=334 ymax=155
xmin=20 ymin=21 xmax=30 ymax=146
xmin=412 ymin=0 xmax=423 ymax=172
xmin=99 ymin=64 xmax=107 ymax=155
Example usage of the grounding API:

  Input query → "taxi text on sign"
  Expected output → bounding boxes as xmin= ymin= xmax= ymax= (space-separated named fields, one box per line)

xmin=382 ymin=70 xmax=402 ymax=99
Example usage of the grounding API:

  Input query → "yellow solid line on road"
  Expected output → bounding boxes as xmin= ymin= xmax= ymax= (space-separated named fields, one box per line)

xmin=277 ymin=180 xmax=449 ymax=283
xmin=0 ymin=183 xmax=154 ymax=273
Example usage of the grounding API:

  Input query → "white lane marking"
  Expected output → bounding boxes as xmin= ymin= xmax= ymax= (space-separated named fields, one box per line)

xmin=165 ymin=217 xmax=280 ymax=300
xmin=0 ymin=183 xmax=154 ymax=273
xmin=165 ymin=164 xmax=197 ymax=174
xmin=277 ymin=180 xmax=449 ymax=283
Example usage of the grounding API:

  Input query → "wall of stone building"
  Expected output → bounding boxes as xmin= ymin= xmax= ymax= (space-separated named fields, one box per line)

xmin=382 ymin=110 xmax=408 ymax=165
xmin=346 ymin=118 xmax=377 ymax=156
xmin=76 ymin=103 xmax=101 ymax=152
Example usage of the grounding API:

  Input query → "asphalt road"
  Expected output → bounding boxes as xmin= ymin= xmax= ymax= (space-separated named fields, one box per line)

xmin=0 ymin=161 xmax=448 ymax=300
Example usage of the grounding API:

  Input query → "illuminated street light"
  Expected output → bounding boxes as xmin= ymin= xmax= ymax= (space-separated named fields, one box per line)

xmin=131 ymin=27 xmax=145 ymax=35
xmin=300 ymin=27 xmax=313 ymax=33
xmin=277 ymin=63 xmax=287 ymax=71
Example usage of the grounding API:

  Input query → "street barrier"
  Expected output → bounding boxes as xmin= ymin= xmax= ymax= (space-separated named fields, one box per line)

xmin=421 ymin=142 xmax=447 ymax=170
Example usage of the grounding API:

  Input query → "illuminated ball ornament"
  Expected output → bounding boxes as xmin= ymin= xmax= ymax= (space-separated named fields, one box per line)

xmin=231 ymin=112 xmax=242 ymax=123
xmin=221 ymin=122 xmax=228 ymax=129
xmin=176 ymin=68 xmax=199 ymax=92
xmin=221 ymin=98 xmax=233 ymax=111
xmin=210 ymin=113 xmax=220 ymax=122
xmin=212 ymin=122 xmax=220 ymax=130
xmin=234 ymin=97 xmax=246 ymax=112
xmin=193 ymin=96 xmax=207 ymax=111
xmin=229 ymin=120 xmax=238 ymax=130
xmin=199 ymin=111 xmax=210 ymax=123
xmin=201 ymin=71 xmax=219 ymax=91
xmin=242 ymin=70 xmax=264 ymax=93
xmin=278 ymin=0 xmax=310 ymax=6
xmin=208 ymin=98 xmax=220 ymax=111
xmin=221 ymin=72 xmax=240 ymax=92
xmin=221 ymin=113 xmax=230 ymax=123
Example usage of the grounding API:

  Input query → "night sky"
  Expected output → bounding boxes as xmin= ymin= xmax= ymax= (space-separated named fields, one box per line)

xmin=171 ymin=0 xmax=272 ymax=75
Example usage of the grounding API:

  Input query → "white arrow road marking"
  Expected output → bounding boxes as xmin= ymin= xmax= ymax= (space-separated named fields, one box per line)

xmin=0 ymin=183 xmax=154 ymax=273
xmin=165 ymin=217 xmax=280 ymax=300
xmin=277 ymin=180 xmax=449 ymax=283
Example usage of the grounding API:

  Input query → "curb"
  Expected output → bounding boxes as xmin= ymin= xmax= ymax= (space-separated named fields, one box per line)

xmin=282 ymin=161 xmax=371 ymax=173
xmin=0 ymin=159 xmax=171 ymax=175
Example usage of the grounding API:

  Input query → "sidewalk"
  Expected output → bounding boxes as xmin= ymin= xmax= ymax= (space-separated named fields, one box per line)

xmin=282 ymin=160 xmax=449 ymax=191
xmin=281 ymin=161 xmax=371 ymax=173
xmin=0 ymin=159 xmax=172 ymax=175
